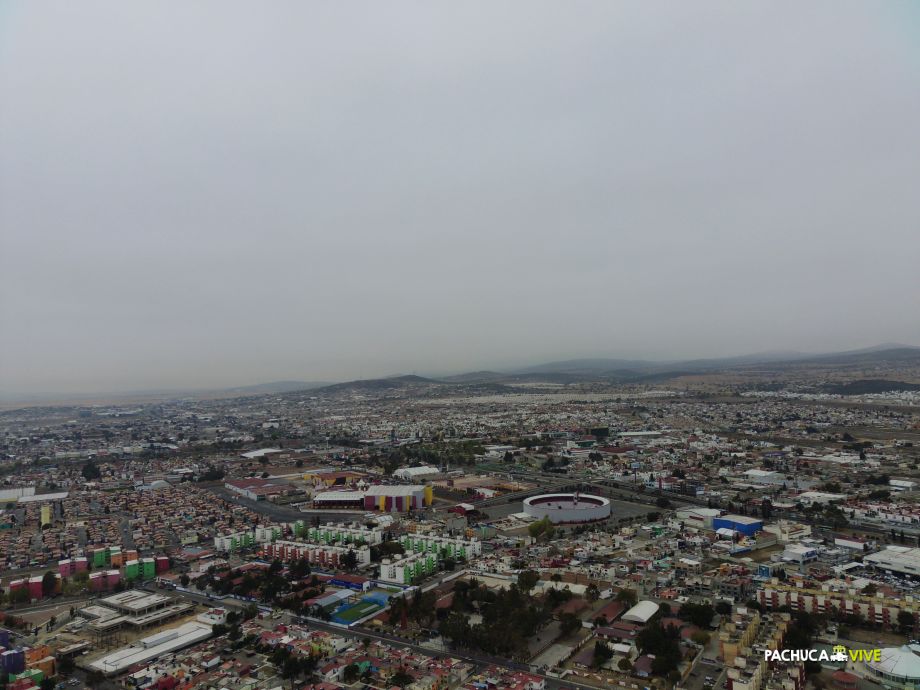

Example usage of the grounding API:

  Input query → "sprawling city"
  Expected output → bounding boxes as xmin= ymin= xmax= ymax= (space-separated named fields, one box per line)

xmin=2 ymin=2 xmax=919 ymax=690
xmin=2 ymin=348 xmax=920 ymax=690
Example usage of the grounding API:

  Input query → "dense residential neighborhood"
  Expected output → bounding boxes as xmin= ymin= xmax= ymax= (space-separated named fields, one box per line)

xmin=2 ymin=350 xmax=920 ymax=690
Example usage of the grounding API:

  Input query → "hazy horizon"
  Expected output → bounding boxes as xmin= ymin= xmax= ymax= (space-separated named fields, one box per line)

xmin=3 ymin=341 xmax=919 ymax=401
xmin=3 ymin=2 xmax=920 ymax=395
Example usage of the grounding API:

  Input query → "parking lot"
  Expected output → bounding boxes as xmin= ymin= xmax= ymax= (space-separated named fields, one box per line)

xmin=684 ymin=656 xmax=726 ymax=690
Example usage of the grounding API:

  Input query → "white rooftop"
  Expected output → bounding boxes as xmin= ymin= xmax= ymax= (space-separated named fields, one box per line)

xmin=868 ymin=646 xmax=920 ymax=680
xmin=240 ymin=448 xmax=282 ymax=459
xmin=865 ymin=547 xmax=920 ymax=575
xmin=89 ymin=622 xmax=212 ymax=675
xmin=313 ymin=490 xmax=365 ymax=501
xmin=365 ymin=485 xmax=424 ymax=496
xmin=100 ymin=590 xmax=169 ymax=612
xmin=622 ymin=600 xmax=659 ymax=624
xmin=394 ymin=466 xmax=439 ymax=477
xmin=16 ymin=491 xmax=69 ymax=503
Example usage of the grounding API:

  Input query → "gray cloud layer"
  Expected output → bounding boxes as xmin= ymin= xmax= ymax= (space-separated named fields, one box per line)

xmin=2 ymin=2 xmax=919 ymax=393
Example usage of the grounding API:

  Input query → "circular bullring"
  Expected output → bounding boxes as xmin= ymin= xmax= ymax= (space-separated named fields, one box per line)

xmin=523 ymin=493 xmax=611 ymax=524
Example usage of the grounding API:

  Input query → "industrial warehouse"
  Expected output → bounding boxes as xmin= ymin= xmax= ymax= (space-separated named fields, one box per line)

xmin=78 ymin=591 xmax=194 ymax=634
xmin=88 ymin=622 xmax=213 ymax=676
xmin=312 ymin=484 xmax=433 ymax=512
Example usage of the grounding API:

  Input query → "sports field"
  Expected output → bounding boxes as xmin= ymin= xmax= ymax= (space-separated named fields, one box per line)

xmin=332 ymin=600 xmax=383 ymax=624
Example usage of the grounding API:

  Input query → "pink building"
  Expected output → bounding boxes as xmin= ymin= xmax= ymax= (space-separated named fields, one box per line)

xmin=27 ymin=576 xmax=43 ymax=600
xmin=89 ymin=572 xmax=105 ymax=591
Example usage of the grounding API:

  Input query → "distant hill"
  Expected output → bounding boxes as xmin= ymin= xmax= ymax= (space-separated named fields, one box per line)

xmin=313 ymin=374 xmax=447 ymax=395
xmin=309 ymin=373 xmax=528 ymax=397
xmin=308 ymin=345 xmax=920 ymax=397
xmin=822 ymin=379 xmax=920 ymax=395
xmin=219 ymin=380 xmax=331 ymax=395
xmin=792 ymin=346 xmax=920 ymax=366
xmin=0 ymin=380 xmax=332 ymax=407
xmin=440 ymin=370 xmax=509 ymax=383
xmin=509 ymin=345 xmax=920 ymax=379
xmin=513 ymin=358 xmax=655 ymax=375
xmin=509 ymin=352 xmax=813 ymax=377
xmin=7 ymin=344 xmax=917 ymax=409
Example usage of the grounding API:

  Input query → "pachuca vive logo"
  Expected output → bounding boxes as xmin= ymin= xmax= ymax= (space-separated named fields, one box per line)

xmin=763 ymin=645 xmax=881 ymax=663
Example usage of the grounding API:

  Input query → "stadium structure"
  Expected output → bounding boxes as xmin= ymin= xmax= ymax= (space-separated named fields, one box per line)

xmin=522 ymin=492 xmax=611 ymax=524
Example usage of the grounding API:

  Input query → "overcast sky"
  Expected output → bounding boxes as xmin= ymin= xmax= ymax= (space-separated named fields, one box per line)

xmin=2 ymin=2 xmax=919 ymax=395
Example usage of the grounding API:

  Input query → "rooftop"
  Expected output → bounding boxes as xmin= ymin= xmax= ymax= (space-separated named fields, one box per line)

xmin=89 ymin=622 xmax=213 ymax=675
xmin=100 ymin=590 xmax=170 ymax=612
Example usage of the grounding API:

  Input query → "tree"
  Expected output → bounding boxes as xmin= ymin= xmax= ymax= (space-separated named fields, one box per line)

xmin=342 ymin=549 xmax=359 ymax=572
xmin=898 ymin=610 xmax=915 ymax=635
xmin=679 ymin=602 xmax=716 ymax=628
xmin=586 ymin=583 xmax=600 ymax=601
xmin=290 ymin=558 xmax=312 ymax=580
xmin=615 ymin=588 xmax=637 ymax=607
xmin=281 ymin=656 xmax=301 ymax=689
xmin=593 ymin=640 xmax=614 ymax=668
xmin=560 ymin=612 xmax=582 ymax=637
xmin=638 ymin=621 xmax=682 ymax=676
xmin=528 ymin=517 xmax=548 ymax=539
xmin=81 ymin=460 xmax=102 ymax=480
xmin=41 ymin=570 xmax=57 ymax=597
xmin=198 ymin=465 xmax=225 ymax=481
xmin=440 ymin=611 xmax=472 ymax=647
xmin=343 ymin=663 xmax=360 ymax=683
xmin=745 ymin=599 xmax=764 ymax=613
xmin=390 ymin=667 xmax=414 ymax=687
xmin=691 ymin=631 xmax=711 ymax=646
xmin=517 ymin=569 xmax=540 ymax=593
